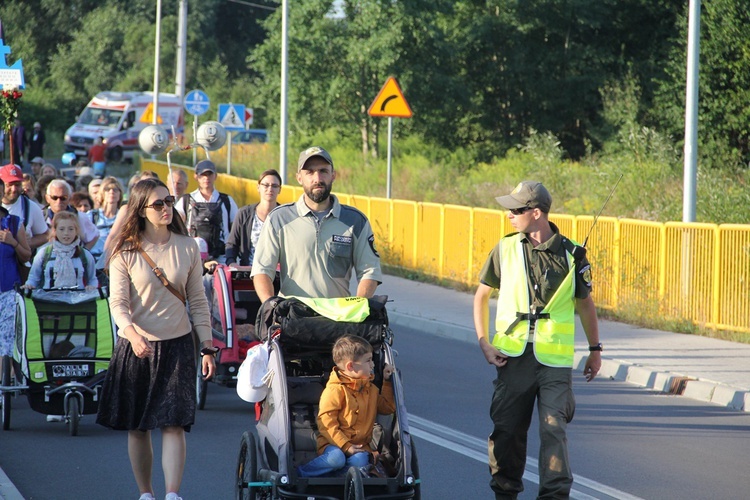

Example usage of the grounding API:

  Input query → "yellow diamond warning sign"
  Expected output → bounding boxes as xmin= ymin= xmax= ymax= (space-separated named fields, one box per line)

xmin=368 ymin=77 xmax=413 ymax=118
xmin=139 ymin=102 xmax=164 ymax=124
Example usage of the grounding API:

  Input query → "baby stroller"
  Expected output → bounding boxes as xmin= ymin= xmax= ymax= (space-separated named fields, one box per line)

xmin=235 ymin=296 xmax=421 ymax=500
xmin=0 ymin=288 xmax=116 ymax=436
xmin=197 ymin=264 xmax=278 ymax=409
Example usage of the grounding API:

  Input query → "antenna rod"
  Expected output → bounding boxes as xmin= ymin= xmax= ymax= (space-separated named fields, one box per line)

xmin=583 ymin=174 xmax=623 ymax=248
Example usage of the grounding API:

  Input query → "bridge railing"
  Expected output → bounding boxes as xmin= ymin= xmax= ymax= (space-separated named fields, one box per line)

xmin=144 ymin=160 xmax=750 ymax=334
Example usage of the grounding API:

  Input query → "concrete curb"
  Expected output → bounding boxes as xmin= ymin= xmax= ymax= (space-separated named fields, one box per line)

xmin=0 ymin=465 xmax=23 ymax=500
xmin=389 ymin=311 xmax=749 ymax=412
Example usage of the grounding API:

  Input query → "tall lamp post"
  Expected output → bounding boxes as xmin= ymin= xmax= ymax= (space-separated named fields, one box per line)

xmin=152 ymin=0 xmax=162 ymax=125
xmin=279 ymin=0 xmax=289 ymax=184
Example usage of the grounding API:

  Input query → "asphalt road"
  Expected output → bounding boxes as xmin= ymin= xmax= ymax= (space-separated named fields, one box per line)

xmin=2 ymin=323 xmax=750 ymax=499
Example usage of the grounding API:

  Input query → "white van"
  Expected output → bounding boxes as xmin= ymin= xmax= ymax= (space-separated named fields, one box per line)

xmin=64 ymin=91 xmax=184 ymax=162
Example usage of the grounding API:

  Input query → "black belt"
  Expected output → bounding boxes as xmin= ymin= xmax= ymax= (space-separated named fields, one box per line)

xmin=504 ymin=311 xmax=550 ymax=335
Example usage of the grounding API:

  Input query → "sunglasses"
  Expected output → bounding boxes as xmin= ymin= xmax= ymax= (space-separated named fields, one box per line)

xmin=145 ymin=195 xmax=176 ymax=211
xmin=49 ymin=195 xmax=69 ymax=202
xmin=509 ymin=206 xmax=533 ymax=215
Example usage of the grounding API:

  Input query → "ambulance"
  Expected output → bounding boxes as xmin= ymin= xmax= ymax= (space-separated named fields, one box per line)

xmin=63 ymin=91 xmax=184 ymax=162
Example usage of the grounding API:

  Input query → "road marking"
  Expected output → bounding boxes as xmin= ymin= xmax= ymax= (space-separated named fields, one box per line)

xmin=408 ymin=414 xmax=643 ymax=500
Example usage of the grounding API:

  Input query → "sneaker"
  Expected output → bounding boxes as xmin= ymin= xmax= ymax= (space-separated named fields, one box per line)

xmin=138 ymin=494 xmax=156 ymax=500
xmin=46 ymin=415 xmax=64 ymax=423
xmin=165 ymin=493 xmax=182 ymax=500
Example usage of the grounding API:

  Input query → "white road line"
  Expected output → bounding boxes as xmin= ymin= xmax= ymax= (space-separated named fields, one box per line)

xmin=408 ymin=414 xmax=643 ymax=500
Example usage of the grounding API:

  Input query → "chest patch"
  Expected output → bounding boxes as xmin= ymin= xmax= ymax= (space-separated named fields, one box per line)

xmin=332 ymin=235 xmax=352 ymax=245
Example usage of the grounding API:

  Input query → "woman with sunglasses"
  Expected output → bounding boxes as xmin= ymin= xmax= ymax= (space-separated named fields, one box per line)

xmin=224 ymin=169 xmax=282 ymax=266
xmin=96 ymin=178 xmax=216 ymax=500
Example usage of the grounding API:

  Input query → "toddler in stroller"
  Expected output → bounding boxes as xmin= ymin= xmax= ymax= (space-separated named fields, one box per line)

xmin=297 ymin=335 xmax=395 ymax=478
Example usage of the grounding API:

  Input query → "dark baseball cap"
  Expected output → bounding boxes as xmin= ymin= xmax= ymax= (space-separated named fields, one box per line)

xmin=297 ymin=147 xmax=334 ymax=172
xmin=495 ymin=181 xmax=552 ymax=213
xmin=195 ymin=159 xmax=217 ymax=175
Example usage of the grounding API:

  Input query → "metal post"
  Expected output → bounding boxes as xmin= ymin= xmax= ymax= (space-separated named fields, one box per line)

xmin=683 ymin=0 xmax=701 ymax=223
xmin=386 ymin=117 xmax=393 ymax=199
xmin=227 ymin=131 xmax=232 ymax=176
xmin=192 ymin=116 xmax=197 ymax=167
xmin=152 ymin=0 xmax=162 ymax=124
xmin=175 ymin=0 xmax=188 ymax=102
xmin=279 ymin=0 xmax=289 ymax=184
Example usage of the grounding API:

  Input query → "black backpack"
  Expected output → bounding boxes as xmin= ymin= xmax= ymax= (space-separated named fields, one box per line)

xmin=181 ymin=193 xmax=232 ymax=258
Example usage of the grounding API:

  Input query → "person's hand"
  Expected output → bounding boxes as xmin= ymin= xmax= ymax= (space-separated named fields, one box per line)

xmin=128 ymin=333 xmax=154 ymax=358
xmin=479 ymin=337 xmax=508 ymax=368
xmin=204 ymin=260 xmax=219 ymax=274
xmin=583 ymin=351 xmax=601 ymax=382
xmin=201 ymin=352 xmax=216 ymax=380
xmin=20 ymin=284 xmax=34 ymax=290
xmin=382 ymin=363 xmax=394 ymax=380
xmin=347 ymin=444 xmax=364 ymax=456
xmin=0 ymin=229 xmax=18 ymax=248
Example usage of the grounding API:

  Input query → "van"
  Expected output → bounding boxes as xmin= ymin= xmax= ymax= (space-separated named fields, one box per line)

xmin=63 ymin=91 xmax=184 ymax=162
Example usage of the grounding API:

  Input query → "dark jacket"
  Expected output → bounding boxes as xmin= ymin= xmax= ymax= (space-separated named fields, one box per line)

xmin=224 ymin=203 xmax=259 ymax=266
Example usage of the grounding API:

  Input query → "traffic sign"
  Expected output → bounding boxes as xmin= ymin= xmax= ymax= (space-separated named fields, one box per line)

xmin=245 ymin=107 xmax=254 ymax=128
xmin=218 ymin=103 xmax=245 ymax=131
xmin=184 ymin=89 xmax=210 ymax=116
xmin=139 ymin=102 xmax=163 ymax=124
xmin=368 ymin=77 xmax=412 ymax=118
xmin=0 ymin=38 xmax=25 ymax=90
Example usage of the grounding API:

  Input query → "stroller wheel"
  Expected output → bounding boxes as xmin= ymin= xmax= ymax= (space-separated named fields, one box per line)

xmin=67 ymin=397 xmax=80 ymax=437
xmin=196 ymin=361 xmax=208 ymax=410
xmin=1 ymin=356 xmax=12 ymax=431
xmin=344 ymin=466 xmax=365 ymax=500
xmin=236 ymin=431 xmax=258 ymax=500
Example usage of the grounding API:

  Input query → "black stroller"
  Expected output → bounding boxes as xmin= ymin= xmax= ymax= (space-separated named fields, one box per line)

xmin=235 ymin=296 xmax=421 ymax=499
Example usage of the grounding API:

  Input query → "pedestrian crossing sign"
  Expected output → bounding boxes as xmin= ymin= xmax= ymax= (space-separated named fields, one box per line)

xmin=218 ymin=103 xmax=245 ymax=131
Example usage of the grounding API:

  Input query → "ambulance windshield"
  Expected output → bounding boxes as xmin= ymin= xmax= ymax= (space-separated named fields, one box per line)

xmin=79 ymin=107 xmax=123 ymax=128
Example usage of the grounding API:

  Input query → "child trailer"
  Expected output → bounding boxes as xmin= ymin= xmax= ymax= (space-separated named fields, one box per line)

xmin=197 ymin=264 xmax=279 ymax=409
xmin=235 ymin=296 xmax=421 ymax=499
xmin=0 ymin=288 xmax=116 ymax=436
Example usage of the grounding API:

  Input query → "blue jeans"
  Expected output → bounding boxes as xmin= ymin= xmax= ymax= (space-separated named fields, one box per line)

xmin=297 ymin=445 xmax=370 ymax=477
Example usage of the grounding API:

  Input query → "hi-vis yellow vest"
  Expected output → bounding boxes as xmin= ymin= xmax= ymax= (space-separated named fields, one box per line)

xmin=492 ymin=233 xmax=576 ymax=367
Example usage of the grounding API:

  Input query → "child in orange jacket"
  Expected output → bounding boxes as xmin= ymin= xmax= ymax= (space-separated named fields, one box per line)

xmin=297 ymin=335 xmax=395 ymax=477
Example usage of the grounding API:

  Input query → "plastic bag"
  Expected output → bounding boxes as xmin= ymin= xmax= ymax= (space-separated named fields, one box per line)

xmin=236 ymin=342 xmax=270 ymax=403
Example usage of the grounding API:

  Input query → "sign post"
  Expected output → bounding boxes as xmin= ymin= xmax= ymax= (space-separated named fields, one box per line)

xmin=184 ymin=89 xmax=210 ymax=168
xmin=367 ymin=77 xmax=413 ymax=199
xmin=218 ymin=103 xmax=245 ymax=175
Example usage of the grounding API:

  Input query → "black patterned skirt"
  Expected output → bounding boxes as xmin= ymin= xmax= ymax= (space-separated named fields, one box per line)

xmin=96 ymin=333 xmax=197 ymax=432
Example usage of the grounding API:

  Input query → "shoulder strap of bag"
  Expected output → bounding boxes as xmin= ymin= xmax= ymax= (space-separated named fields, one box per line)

xmin=137 ymin=249 xmax=186 ymax=304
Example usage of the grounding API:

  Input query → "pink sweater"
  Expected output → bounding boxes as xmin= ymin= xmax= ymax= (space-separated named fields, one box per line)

xmin=109 ymin=234 xmax=211 ymax=343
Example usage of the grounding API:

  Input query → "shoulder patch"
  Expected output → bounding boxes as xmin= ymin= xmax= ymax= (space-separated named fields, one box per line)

xmin=579 ymin=264 xmax=592 ymax=287
xmin=368 ymin=234 xmax=380 ymax=258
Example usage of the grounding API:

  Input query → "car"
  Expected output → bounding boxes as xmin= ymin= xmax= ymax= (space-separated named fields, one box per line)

xmin=231 ymin=128 xmax=268 ymax=144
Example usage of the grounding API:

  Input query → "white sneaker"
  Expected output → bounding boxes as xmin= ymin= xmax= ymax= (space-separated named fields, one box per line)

xmin=46 ymin=415 xmax=63 ymax=422
xmin=165 ymin=493 xmax=182 ymax=500
xmin=138 ymin=494 xmax=156 ymax=500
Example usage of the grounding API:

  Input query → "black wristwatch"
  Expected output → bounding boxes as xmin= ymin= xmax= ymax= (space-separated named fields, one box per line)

xmin=588 ymin=343 xmax=603 ymax=352
xmin=200 ymin=346 xmax=220 ymax=357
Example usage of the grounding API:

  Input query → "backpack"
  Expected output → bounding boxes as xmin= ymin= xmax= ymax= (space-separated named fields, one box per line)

xmin=181 ymin=193 xmax=232 ymax=258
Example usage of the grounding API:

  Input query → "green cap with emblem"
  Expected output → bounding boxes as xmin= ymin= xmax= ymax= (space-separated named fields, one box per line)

xmin=495 ymin=181 xmax=552 ymax=213
xmin=297 ymin=146 xmax=334 ymax=172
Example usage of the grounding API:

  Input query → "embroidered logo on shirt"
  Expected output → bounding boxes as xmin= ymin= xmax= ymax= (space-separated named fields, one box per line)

xmin=332 ymin=235 xmax=352 ymax=244
xmin=580 ymin=264 xmax=592 ymax=287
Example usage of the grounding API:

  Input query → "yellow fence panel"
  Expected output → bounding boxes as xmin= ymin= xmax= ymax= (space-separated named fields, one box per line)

xmin=389 ymin=200 xmax=418 ymax=268
xmin=662 ymin=223 xmax=716 ymax=326
xmin=470 ymin=208 xmax=506 ymax=285
xmin=368 ymin=198 xmax=392 ymax=253
xmin=574 ymin=216 xmax=618 ymax=310
xmin=714 ymin=225 xmax=750 ymax=332
xmin=442 ymin=205 xmax=473 ymax=284
xmin=617 ymin=219 xmax=664 ymax=316
xmin=416 ymin=203 xmax=443 ymax=277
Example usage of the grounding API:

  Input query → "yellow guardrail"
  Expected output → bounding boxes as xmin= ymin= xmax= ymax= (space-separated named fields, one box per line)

xmin=143 ymin=159 xmax=750 ymax=334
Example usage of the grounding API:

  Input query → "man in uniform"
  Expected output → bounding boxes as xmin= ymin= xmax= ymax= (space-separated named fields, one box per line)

xmin=473 ymin=180 xmax=601 ymax=500
xmin=251 ymin=146 xmax=382 ymax=302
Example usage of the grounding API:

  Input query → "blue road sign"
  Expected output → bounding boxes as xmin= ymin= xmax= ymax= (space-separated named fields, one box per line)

xmin=218 ymin=103 xmax=245 ymax=131
xmin=184 ymin=89 xmax=210 ymax=116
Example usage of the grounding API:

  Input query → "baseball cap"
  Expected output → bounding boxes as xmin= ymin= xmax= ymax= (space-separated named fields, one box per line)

xmin=0 ymin=164 xmax=24 ymax=184
xmin=195 ymin=159 xmax=217 ymax=175
xmin=30 ymin=156 xmax=45 ymax=165
xmin=297 ymin=146 xmax=333 ymax=172
xmin=495 ymin=181 xmax=552 ymax=213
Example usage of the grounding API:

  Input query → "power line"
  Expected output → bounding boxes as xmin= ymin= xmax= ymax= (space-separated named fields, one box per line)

xmin=227 ymin=0 xmax=277 ymax=11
